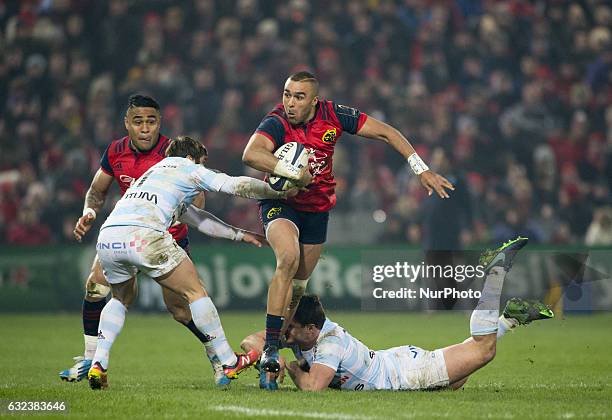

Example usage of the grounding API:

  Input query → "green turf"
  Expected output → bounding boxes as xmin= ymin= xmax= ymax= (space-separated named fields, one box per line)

xmin=0 ymin=312 xmax=611 ymax=419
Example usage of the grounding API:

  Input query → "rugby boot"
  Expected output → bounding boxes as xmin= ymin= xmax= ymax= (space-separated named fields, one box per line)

xmin=223 ymin=350 xmax=259 ymax=379
xmin=87 ymin=362 xmax=108 ymax=390
xmin=59 ymin=356 xmax=92 ymax=382
xmin=479 ymin=236 xmax=529 ymax=273
xmin=503 ymin=298 xmax=554 ymax=325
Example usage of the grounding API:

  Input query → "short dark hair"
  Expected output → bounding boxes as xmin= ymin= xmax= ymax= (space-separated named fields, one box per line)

xmin=288 ymin=71 xmax=319 ymax=95
xmin=128 ymin=94 xmax=160 ymax=110
xmin=293 ymin=294 xmax=326 ymax=329
xmin=165 ymin=136 xmax=207 ymax=161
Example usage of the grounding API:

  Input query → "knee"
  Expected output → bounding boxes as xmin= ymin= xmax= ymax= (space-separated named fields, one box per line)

xmin=275 ymin=251 xmax=299 ymax=277
xmin=450 ymin=377 xmax=469 ymax=390
xmin=85 ymin=275 xmax=111 ymax=302
xmin=479 ymin=339 xmax=496 ymax=365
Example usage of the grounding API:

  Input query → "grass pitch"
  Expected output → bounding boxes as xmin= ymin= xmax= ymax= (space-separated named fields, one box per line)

xmin=1 ymin=311 xmax=611 ymax=419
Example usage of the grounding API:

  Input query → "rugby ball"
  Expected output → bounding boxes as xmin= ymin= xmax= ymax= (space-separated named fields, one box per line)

xmin=268 ymin=142 xmax=309 ymax=191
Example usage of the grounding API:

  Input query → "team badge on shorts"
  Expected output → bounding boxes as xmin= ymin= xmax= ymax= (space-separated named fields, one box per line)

xmin=322 ymin=128 xmax=337 ymax=144
xmin=157 ymin=253 xmax=168 ymax=264
xmin=267 ymin=207 xmax=282 ymax=219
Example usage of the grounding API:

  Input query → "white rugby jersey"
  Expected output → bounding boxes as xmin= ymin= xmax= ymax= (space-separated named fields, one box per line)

xmin=301 ymin=319 xmax=405 ymax=390
xmin=101 ymin=157 xmax=232 ymax=232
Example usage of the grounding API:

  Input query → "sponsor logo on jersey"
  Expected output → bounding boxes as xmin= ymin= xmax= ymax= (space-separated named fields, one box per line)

xmin=267 ymin=207 xmax=282 ymax=219
xmin=124 ymin=190 xmax=158 ymax=204
xmin=119 ymin=174 xmax=135 ymax=186
xmin=322 ymin=128 xmax=337 ymax=144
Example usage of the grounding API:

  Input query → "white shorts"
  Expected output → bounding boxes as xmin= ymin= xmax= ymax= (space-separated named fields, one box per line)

xmin=384 ymin=345 xmax=450 ymax=390
xmin=96 ymin=226 xmax=187 ymax=284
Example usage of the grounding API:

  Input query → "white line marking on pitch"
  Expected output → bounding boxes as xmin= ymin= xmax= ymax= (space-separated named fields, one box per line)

xmin=209 ymin=405 xmax=376 ymax=420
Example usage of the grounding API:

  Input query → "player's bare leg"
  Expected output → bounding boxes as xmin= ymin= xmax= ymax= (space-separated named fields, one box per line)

xmin=260 ymin=219 xmax=300 ymax=388
xmin=162 ymin=285 xmax=220 ymax=343
xmin=156 ymin=257 xmax=256 ymax=384
xmin=283 ymin=243 xmax=323 ymax=322
xmin=60 ymin=256 xmax=111 ymax=382
xmin=243 ymin=242 xmax=321 ymax=388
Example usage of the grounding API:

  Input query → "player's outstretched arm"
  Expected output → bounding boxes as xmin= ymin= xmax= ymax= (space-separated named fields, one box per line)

xmin=216 ymin=173 xmax=299 ymax=200
xmin=356 ymin=116 xmax=455 ymax=199
xmin=73 ymin=169 xmax=114 ymax=242
xmin=243 ymin=134 xmax=312 ymax=187
xmin=286 ymin=362 xmax=335 ymax=391
xmin=180 ymin=206 xmax=267 ymax=247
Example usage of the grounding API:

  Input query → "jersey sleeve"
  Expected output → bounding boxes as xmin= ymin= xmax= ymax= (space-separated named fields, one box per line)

xmin=100 ymin=144 xmax=113 ymax=176
xmin=332 ymin=102 xmax=368 ymax=135
xmin=313 ymin=334 xmax=343 ymax=371
xmin=255 ymin=117 xmax=285 ymax=149
xmin=191 ymin=166 xmax=231 ymax=192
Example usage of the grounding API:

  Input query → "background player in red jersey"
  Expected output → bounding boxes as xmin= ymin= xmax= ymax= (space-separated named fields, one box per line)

xmin=242 ymin=71 xmax=455 ymax=389
xmin=61 ymin=95 xmax=264 ymax=386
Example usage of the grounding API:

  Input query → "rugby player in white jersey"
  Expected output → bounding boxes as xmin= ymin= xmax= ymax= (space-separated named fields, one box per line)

xmin=87 ymin=136 xmax=300 ymax=389
xmin=242 ymin=237 xmax=553 ymax=391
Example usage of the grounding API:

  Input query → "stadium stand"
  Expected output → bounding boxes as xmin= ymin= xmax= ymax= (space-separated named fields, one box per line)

xmin=0 ymin=0 xmax=611 ymax=246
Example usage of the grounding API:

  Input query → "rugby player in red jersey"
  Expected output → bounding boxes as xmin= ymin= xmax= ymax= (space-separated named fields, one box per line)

xmin=60 ymin=95 xmax=262 ymax=386
xmin=242 ymin=71 xmax=455 ymax=389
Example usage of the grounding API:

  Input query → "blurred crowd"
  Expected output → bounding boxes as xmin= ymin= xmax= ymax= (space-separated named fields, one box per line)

xmin=0 ymin=0 xmax=611 ymax=247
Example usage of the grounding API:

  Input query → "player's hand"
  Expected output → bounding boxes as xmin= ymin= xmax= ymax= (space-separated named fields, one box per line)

xmin=419 ymin=170 xmax=455 ymax=199
xmin=73 ymin=213 xmax=96 ymax=242
xmin=293 ymin=165 xmax=313 ymax=188
xmin=241 ymin=231 xmax=268 ymax=247
xmin=278 ymin=356 xmax=287 ymax=383
xmin=286 ymin=360 xmax=303 ymax=377
xmin=283 ymin=185 xmax=300 ymax=198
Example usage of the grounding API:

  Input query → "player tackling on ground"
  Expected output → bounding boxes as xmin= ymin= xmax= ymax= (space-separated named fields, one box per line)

xmin=243 ymin=237 xmax=553 ymax=391
xmin=87 ymin=136 xmax=296 ymax=389
xmin=241 ymin=71 xmax=455 ymax=389
xmin=62 ymin=95 xmax=265 ymax=386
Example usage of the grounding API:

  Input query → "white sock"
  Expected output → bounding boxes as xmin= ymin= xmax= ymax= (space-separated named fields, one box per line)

xmin=189 ymin=297 xmax=237 ymax=367
xmin=470 ymin=267 xmax=506 ymax=336
xmin=84 ymin=334 xmax=98 ymax=360
xmin=496 ymin=315 xmax=518 ymax=340
xmin=92 ymin=298 xmax=127 ymax=370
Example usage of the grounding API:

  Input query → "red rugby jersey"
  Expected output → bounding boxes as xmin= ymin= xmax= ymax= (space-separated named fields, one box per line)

xmin=99 ymin=135 xmax=188 ymax=242
xmin=255 ymin=100 xmax=368 ymax=212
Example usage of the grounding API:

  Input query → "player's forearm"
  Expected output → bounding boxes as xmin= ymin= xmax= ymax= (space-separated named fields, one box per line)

xmin=360 ymin=118 xmax=431 ymax=175
xmin=219 ymin=176 xmax=287 ymax=200
xmin=375 ymin=125 xmax=416 ymax=160
xmin=287 ymin=367 xmax=324 ymax=391
xmin=358 ymin=117 xmax=419 ymax=159
xmin=240 ymin=331 xmax=265 ymax=354
xmin=84 ymin=187 xmax=107 ymax=214
xmin=242 ymin=147 xmax=279 ymax=174
xmin=180 ymin=206 xmax=243 ymax=241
